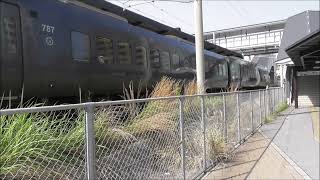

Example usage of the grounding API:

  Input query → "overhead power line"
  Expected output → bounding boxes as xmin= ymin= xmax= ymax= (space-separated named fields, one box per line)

xmin=110 ymin=0 xmax=193 ymax=3
xmin=111 ymin=0 xmax=194 ymax=33
xmin=150 ymin=2 xmax=193 ymax=29
xmin=114 ymin=0 xmax=175 ymax=26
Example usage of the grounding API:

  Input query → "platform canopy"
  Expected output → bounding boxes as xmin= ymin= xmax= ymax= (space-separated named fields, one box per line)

xmin=76 ymin=0 xmax=242 ymax=58
xmin=286 ymin=30 xmax=320 ymax=70
xmin=277 ymin=11 xmax=320 ymax=63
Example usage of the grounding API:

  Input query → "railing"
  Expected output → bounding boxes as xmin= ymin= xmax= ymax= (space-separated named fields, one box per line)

xmin=0 ymin=87 xmax=286 ymax=180
xmin=211 ymin=29 xmax=283 ymax=50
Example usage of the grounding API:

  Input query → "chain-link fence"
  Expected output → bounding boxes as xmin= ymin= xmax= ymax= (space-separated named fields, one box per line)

xmin=0 ymin=87 xmax=286 ymax=180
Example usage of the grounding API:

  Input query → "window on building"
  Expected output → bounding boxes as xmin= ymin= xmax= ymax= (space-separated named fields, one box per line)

xmin=150 ymin=49 xmax=160 ymax=68
xmin=71 ymin=31 xmax=90 ymax=62
xmin=117 ymin=42 xmax=131 ymax=64
xmin=96 ymin=37 xmax=113 ymax=64
xmin=172 ymin=54 xmax=180 ymax=69
xmin=135 ymin=46 xmax=147 ymax=65
xmin=160 ymin=51 xmax=170 ymax=71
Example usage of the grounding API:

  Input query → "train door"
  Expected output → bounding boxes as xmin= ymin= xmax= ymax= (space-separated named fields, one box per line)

xmin=0 ymin=2 xmax=23 ymax=100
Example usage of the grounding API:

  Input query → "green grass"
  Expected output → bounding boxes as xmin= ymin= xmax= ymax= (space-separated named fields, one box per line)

xmin=264 ymin=102 xmax=289 ymax=124
xmin=0 ymin=78 xmax=236 ymax=179
xmin=0 ymin=111 xmax=86 ymax=179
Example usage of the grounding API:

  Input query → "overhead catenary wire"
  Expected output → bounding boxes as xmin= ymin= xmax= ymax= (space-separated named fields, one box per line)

xmin=112 ymin=0 xmax=194 ymax=33
xmin=110 ymin=0 xmax=193 ymax=3
xmin=150 ymin=2 xmax=194 ymax=29
xmin=114 ymin=0 xmax=175 ymax=26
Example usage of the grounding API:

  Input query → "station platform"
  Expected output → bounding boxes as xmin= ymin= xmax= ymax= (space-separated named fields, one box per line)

xmin=202 ymin=106 xmax=320 ymax=179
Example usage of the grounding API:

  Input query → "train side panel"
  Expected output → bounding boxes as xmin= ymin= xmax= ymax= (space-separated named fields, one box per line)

xmin=0 ymin=1 xmax=23 ymax=100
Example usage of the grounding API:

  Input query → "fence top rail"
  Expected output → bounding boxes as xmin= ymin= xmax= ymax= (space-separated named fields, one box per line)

xmin=0 ymin=87 xmax=282 ymax=116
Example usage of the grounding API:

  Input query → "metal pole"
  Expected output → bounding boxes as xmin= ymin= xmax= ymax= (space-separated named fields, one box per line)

xmin=223 ymin=94 xmax=227 ymax=143
xmin=265 ymin=90 xmax=267 ymax=119
xmin=85 ymin=104 xmax=96 ymax=180
xmin=8 ymin=90 xmax=11 ymax=109
xmin=283 ymin=87 xmax=285 ymax=103
xmin=282 ymin=87 xmax=284 ymax=103
xmin=273 ymin=89 xmax=275 ymax=112
xmin=237 ymin=93 xmax=241 ymax=143
xmin=276 ymin=88 xmax=278 ymax=106
xmin=250 ymin=91 xmax=254 ymax=132
xmin=277 ymin=88 xmax=280 ymax=105
xmin=179 ymin=98 xmax=186 ymax=180
xmin=266 ymin=90 xmax=268 ymax=118
xmin=194 ymin=0 xmax=205 ymax=94
xmin=20 ymin=84 xmax=24 ymax=108
xmin=200 ymin=96 xmax=206 ymax=172
xmin=259 ymin=90 xmax=262 ymax=126
xmin=79 ymin=86 xmax=82 ymax=103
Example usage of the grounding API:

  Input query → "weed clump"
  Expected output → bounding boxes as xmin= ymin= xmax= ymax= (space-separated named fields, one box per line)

xmin=264 ymin=102 xmax=289 ymax=123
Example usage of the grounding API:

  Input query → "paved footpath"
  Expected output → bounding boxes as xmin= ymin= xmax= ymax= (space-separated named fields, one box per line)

xmin=202 ymin=106 xmax=319 ymax=180
xmin=260 ymin=106 xmax=319 ymax=179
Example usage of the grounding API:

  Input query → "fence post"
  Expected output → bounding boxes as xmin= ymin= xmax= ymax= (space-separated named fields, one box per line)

xmin=265 ymin=90 xmax=268 ymax=118
xmin=250 ymin=91 xmax=254 ymax=133
xmin=85 ymin=103 xmax=96 ymax=180
xmin=237 ymin=93 xmax=241 ymax=143
xmin=283 ymin=87 xmax=285 ymax=103
xmin=223 ymin=94 xmax=227 ymax=143
xmin=9 ymin=90 xmax=11 ymax=109
xmin=273 ymin=89 xmax=276 ymax=112
xmin=179 ymin=98 xmax=186 ymax=180
xmin=276 ymin=88 xmax=280 ymax=106
xmin=259 ymin=90 xmax=262 ymax=126
xmin=200 ymin=96 xmax=206 ymax=172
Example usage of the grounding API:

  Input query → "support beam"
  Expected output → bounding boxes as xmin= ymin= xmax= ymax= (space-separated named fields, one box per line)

xmin=194 ymin=0 xmax=205 ymax=94
xmin=293 ymin=67 xmax=298 ymax=108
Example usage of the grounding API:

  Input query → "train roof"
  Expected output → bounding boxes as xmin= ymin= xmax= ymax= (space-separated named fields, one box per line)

xmin=69 ymin=0 xmax=242 ymax=58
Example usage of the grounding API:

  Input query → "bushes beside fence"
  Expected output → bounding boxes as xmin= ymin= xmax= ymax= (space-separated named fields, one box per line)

xmin=0 ymin=78 xmax=286 ymax=180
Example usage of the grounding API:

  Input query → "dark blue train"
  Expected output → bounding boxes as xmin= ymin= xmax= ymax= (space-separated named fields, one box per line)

xmin=0 ymin=0 xmax=270 ymax=102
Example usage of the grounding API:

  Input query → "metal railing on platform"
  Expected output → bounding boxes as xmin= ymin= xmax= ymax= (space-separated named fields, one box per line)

xmin=0 ymin=87 xmax=286 ymax=180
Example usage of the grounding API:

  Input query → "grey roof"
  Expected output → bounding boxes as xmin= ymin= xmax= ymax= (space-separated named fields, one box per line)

xmin=285 ymin=30 xmax=320 ymax=69
xmin=277 ymin=11 xmax=320 ymax=61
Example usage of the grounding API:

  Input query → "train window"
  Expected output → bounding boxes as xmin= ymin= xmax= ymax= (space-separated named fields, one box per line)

xmin=71 ymin=31 xmax=90 ymax=62
xmin=219 ymin=64 xmax=224 ymax=76
xmin=150 ymin=49 xmax=160 ymax=68
xmin=181 ymin=56 xmax=191 ymax=67
xmin=172 ymin=54 xmax=180 ymax=69
xmin=191 ymin=57 xmax=196 ymax=69
xmin=160 ymin=51 xmax=170 ymax=71
xmin=135 ymin=46 xmax=147 ymax=65
xmin=96 ymin=37 xmax=113 ymax=64
xmin=222 ymin=63 xmax=228 ymax=76
xmin=214 ymin=65 xmax=219 ymax=77
xmin=3 ymin=17 xmax=17 ymax=54
xmin=117 ymin=42 xmax=132 ymax=64
xmin=205 ymin=59 xmax=209 ymax=72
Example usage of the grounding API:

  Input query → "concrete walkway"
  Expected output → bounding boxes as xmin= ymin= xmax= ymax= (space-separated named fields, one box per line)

xmin=202 ymin=106 xmax=319 ymax=180
xmin=261 ymin=107 xmax=320 ymax=179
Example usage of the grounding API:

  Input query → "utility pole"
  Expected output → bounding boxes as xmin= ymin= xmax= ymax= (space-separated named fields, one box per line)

xmin=194 ymin=0 xmax=205 ymax=94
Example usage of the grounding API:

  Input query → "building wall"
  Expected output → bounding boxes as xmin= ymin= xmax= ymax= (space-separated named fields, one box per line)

xmin=298 ymin=75 xmax=320 ymax=107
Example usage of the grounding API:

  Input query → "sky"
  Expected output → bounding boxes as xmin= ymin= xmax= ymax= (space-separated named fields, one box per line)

xmin=108 ymin=0 xmax=320 ymax=34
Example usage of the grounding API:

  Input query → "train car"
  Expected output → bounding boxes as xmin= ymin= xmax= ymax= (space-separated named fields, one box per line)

xmin=0 ymin=0 xmax=231 ymax=102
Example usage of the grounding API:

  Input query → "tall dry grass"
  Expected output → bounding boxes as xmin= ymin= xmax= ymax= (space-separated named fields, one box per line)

xmin=1 ymin=77 xmax=236 ymax=179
